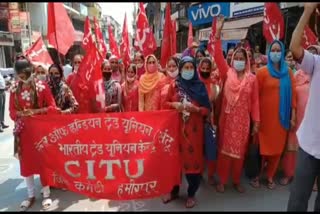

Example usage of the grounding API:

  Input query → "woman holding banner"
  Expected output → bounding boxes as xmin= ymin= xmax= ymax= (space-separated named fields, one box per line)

xmin=47 ymin=64 xmax=79 ymax=114
xmin=9 ymin=58 xmax=58 ymax=211
xmin=213 ymin=15 xmax=260 ymax=194
xmin=138 ymin=55 xmax=165 ymax=112
xmin=121 ymin=64 xmax=139 ymax=112
xmin=160 ymin=56 xmax=180 ymax=109
xmin=163 ymin=56 xmax=210 ymax=208
xmin=255 ymin=40 xmax=297 ymax=190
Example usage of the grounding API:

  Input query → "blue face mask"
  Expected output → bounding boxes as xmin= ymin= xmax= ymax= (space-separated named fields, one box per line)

xmin=270 ymin=51 xmax=282 ymax=63
xmin=181 ymin=69 xmax=194 ymax=80
xmin=233 ymin=60 xmax=246 ymax=72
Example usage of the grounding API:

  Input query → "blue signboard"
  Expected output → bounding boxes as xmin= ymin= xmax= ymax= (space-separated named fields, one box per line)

xmin=188 ymin=3 xmax=230 ymax=26
xmin=233 ymin=6 xmax=264 ymax=18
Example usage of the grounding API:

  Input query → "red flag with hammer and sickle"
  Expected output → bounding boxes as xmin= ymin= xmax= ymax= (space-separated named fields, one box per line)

xmin=82 ymin=16 xmax=95 ymax=52
xmin=302 ymin=25 xmax=318 ymax=49
xmin=120 ymin=13 xmax=131 ymax=68
xmin=263 ymin=3 xmax=284 ymax=43
xmin=134 ymin=2 xmax=157 ymax=56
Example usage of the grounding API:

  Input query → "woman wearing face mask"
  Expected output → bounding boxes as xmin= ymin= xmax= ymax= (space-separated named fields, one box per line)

xmin=9 ymin=59 xmax=58 ymax=211
xmin=138 ymin=55 xmax=165 ymax=111
xmin=101 ymin=60 xmax=122 ymax=112
xmin=34 ymin=65 xmax=48 ymax=81
xmin=213 ymin=15 xmax=260 ymax=193
xmin=160 ymin=56 xmax=180 ymax=109
xmin=163 ymin=56 xmax=210 ymax=208
xmin=255 ymin=40 xmax=297 ymax=190
xmin=121 ymin=64 xmax=139 ymax=112
xmin=134 ymin=52 xmax=145 ymax=80
xmin=47 ymin=64 xmax=79 ymax=114
xmin=66 ymin=54 xmax=83 ymax=86
xmin=198 ymin=57 xmax=220 ymax=185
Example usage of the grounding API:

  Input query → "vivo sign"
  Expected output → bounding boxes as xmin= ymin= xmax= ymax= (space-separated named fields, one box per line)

xmin=188 ymin=3 xmax=230 ymax=26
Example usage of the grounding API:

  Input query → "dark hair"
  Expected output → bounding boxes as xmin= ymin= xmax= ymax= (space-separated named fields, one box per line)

xmin=127 ymin=64 xmax=137 ymax=74
xmin=72 ymin=54 xmax=83 ymax=63
xmin=167 ymin=56 xmax=179 ymax=67
xmin=285 ymin=49 xmax=292 ymax=56
xmin=101 ymin=60 xmax=110 ymax=70
xmin=135 ymin=52 xmax=144 ymax=61
xmin=199 ymin=57 xmax=212 ymax=70
xmin=234 ymin=48 xmax=248 ymax=61
xmin=48 ymin=63 xmax=64 ymax=77
xmin=195 ymin=49 xmax=206 ymax=58
xmin=14 ymin=59 xmax=32 ymax=74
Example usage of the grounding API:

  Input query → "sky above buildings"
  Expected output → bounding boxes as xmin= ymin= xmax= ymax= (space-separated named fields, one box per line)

xmin=99 ymin=3 xmax=135 ymax=35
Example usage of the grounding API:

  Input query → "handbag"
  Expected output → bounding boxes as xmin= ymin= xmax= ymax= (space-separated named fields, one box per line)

xmin=244 ymin=134 xmax=262 ymax=179
xmin=204 ymin=122 xmax=217 ymax=161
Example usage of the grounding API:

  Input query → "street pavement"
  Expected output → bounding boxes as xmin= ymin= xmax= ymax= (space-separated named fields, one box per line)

xmin=0 ymin=92 xmax=317 ymax=212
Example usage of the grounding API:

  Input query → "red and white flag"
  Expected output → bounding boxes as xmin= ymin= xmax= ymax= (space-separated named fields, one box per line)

xmin=120 ymin=13 xmax=131 ymax=68
xmin=24 ymin=36 xmax=53 ymax=70
xmin=77 ymin=40 xmax=105 ymax=111
xmin=134 ymin=2 xmax=157 ymax=56
xmin=187 ymin=22 xmax=193 ymax=48
xmin=207 ymin=17 xmax=217 ymax=57
xmin=108 ymin=22 xmax=120 ymax=58
xmin=160 ymin=3 xmax=174 ymax=68
xmin=263 ymin=3 xmax=284 ymax=43
xmin=302 ymin=26 xmax=318 ymax=49
xmin=94 ymin=17 xmax=107 ymax=58
xmin=82 ymin=16 xmax=95 ymax=52
xmin=47 ymin=2 xmax=75 ymax=55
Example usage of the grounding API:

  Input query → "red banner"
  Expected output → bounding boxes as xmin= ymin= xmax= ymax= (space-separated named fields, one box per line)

xmin=302 ymin=26 xmax=318 ymax=49
xmin=20 ymin=111 xmax=181 ymax=200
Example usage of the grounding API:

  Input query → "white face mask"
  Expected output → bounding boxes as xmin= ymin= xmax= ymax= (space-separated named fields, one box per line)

xmin=167 ymin=69 xmax=179 ymax=78
xmin=37 ymin=74 xmax=47 ymax=81
xmin=127 ymin=76 xmax=136 ymax=83
xmin=136 ymin=63 xmax=143 ymax=69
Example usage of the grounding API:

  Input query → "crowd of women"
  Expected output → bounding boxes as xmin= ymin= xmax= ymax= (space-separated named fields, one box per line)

xmin=8 ymin=13 xmax=317 ymax=211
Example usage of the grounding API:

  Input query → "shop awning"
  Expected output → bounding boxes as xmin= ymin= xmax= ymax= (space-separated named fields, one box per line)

xmin=199 ymin=16 xmax=263 ymax=41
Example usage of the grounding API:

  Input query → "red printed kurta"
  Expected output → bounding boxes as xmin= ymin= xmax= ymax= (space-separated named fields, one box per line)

xmin=219 ymin=75 xmax=260 ymax=159
xmin=121 ymin=81 xmax=139 ymax=112
xmin=165 ymin=82 xmax=209 ymax=174
xmin=9 ymin=80 xmax=57 ymax=177
xmin=160 ymin=77 xmax=175 ymax=110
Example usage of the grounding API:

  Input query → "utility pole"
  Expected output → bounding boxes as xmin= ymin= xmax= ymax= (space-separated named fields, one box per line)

xmin=25 ymin=2 xmax=32 ymax=46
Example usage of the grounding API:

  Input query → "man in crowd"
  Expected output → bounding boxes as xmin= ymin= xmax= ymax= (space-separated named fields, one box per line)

xmin=288 ymin=2 xmax=320 ymax=212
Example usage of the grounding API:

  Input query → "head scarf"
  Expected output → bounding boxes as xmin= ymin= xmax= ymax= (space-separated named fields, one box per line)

xmin=224 ymin=47 xmax=252 ymax=113
xmin=198 ymin=58 xmax=214 ymax=97
xmin=47 ymin=63 xmax=64 ymax=96
xmin=267 ymin=40 xmax=292 ymax=130
xmin=139 ymin=54 xmax=164 ymax=94
xmin=176 ymin=56 xmax=211 ymax=110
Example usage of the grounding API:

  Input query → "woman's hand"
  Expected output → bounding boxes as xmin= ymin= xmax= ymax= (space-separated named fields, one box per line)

xmin=171 ymin=102 xmax=184 ymax=112
xmin=185 ymin=103 xmax=200 ymax=113
xmin=215 ymin=14 xmax=225 ymax=36
xmin=304 ymin=3 xmax=318 ymax=14
xmin=290 ymin=118 xmax=296 ymax=130
xmin=251 ymin=122 xmax=260 ymax=136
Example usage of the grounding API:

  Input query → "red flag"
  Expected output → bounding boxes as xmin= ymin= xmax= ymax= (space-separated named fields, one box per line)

xmin=263 ymin=3 xmax=285 ymax=43
xmin=302 ymin=26 xmax=318 ymax=49
xmin=82 ymin=16 xmax=95 ymax=52
xmin=134 ymin=2 xmax=157 ymax=56
xmin=47 ymin=2 xmax=75 ymax=55
xmin=160 ymin=3 xmax=173 ymax=68
xmin=120 ymin=13 xmax=131 ymax=68
xmin=108 ymin=23 xmax=120 ymax=58
xmin=171 ymin=19 xmax=177 ymax=56
xmin=188 ymin=22 xmax=193 ymax=48
xmin=77 ymin=41 xmax=105 ymax=111
xmin=94 ymin=17 xmax=107 ymax=58
xmin=207 ymin=17 xmax=217 ymax=57
xmin=24 ymin=36 xmax=53 ymax=70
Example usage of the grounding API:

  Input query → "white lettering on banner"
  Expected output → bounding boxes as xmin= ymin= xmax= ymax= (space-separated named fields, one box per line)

xmin=74 ymin=181 xmax=105 ymax=193
xmin=104 ymin=117 xmax=120 ymax=130
xmin=122 ymin=117 xmax=154 ymax=136
xmin=117 ymin=180 xmax=157 ymax=197
xmin=191 ymin=4 xmax=221 ymax=21
xmin=95 ymin=79 xmax=105 ymax=108
xmin=64 ymin=159 xmax=145 ymax=181
xmin=52 ymin=172 xmax=69 ymax=185
xmin=158 ymin=129 xmax=174 ymax=152
xmin=28 ymin=45 xmax=47 ymax=59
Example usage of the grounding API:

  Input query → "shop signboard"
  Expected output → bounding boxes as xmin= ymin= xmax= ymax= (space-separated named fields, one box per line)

xmin=8 ymin=9 xmax=20 ymax=33
xmin=188 ymin=2 xmax=230 ymax=26
xmin=230 ymin=3 xmax=264 ymax=18
xmin=0 ymin=31 xmax=14 ymax=46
